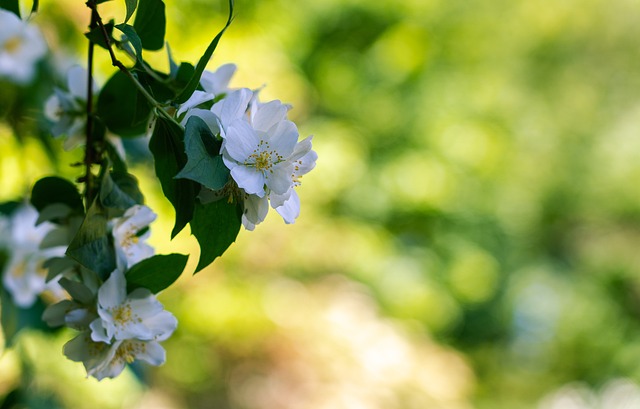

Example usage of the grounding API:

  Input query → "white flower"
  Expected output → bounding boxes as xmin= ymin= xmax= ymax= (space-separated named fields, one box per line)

xmin=89 ymin=268 xmax=177 ymax=343
xmin=222 ymin=118 xmax=299 ymax=198
xmin=0 ymin=9 xmax=46 ymax=84
xmin=177 ymin=63 xmax=237 ymax=118
xmin=44 ymin=65 xmax=97 ymax=150
xmin=64 ymin=330 xmax=168 ymax=381
xmin=1 ymin=204 xmax=65 ymax=307
xmin=110 ymin=205 xmax=156 ymax=270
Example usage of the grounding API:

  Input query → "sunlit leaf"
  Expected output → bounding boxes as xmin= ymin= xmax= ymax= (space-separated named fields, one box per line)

xmin=124 ymin=0 xmax=137 ymax=23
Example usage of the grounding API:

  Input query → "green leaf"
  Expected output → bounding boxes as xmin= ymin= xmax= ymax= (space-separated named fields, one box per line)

xmin=176 ymin=116 xmax=229 ymax=191
xmin=115 ymin=23 xmax=143 ymax=60
xmin=43 ymin=257 xmax=78 ymax=282
xmin=0 ymin=201 xmax=20 ymax=216
xmin=85 ymin=20 xmax=115 ymax=50
xmin=66 ymin=200 xmax=116 ymax=279
xmin=30 ymin=0 xmax=38 ymax=14
xmin=148 ymin=117 xmax=198 ymax=238
xmin=126 ymin=253 xmax=188 ymax=293
xmin=100 ymin=171 xmax=144 ymax=211
xmin=190 ymin=199 xmax=241 ymax=273
xmin=174 ymin=0 xmax=234 ymax=104
xmin=0 ymin=0 xmax=20 ymax=17
xmin=97 ymin=70 xmax=152 ymax=137
xmin=124 ymin=0 xmax=137 ymax=23
xmin=133 ymin=0 xmax=165 ymax=51
xmin=31 ymin=177 xmax=84 ymax=215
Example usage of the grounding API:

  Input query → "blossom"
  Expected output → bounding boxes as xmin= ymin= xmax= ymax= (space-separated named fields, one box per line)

xmin=1 ymin=204 xmax=65 ymax=307
xmin=44 ymin=65 xmax=97 ymax=150
xmin=110 ymin=205 xmax=156 ymax=270
xmin=0 ymin=9 xmax=46 ymax=84
xmin=89 ymin=268 xmax=177 ymax=343
xmin=222 ymin=118 xmax=298 ymax=197
xmin=64 ymin=330 xmax=168 ymax=381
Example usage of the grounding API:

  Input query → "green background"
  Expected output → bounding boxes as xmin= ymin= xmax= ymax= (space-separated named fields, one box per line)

xmin=1 ymin=0 xmax=640 ymax=407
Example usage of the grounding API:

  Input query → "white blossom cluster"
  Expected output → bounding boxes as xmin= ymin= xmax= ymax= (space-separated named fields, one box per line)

xmin=179 ymin=64 xmax=318 ymax=230
xmin=0 ymin=204 xmax=66 ymax=307
xmin=0 ymin=203 xmax=174 ymax=380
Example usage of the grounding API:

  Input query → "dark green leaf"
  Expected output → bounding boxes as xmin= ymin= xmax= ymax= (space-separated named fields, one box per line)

xmin=126 ymin=253 xmax=188 ymax=293
xmin=149 ymin=117 xmax=198 ymax=238
xmin=124 ymin=0 xmax=137 ymax=23
xmin=85 ymin=20 xmax=115 ymax=50
xmin=100 ymin=171 xmax=144 ymax=211
xmin=0 ymin=0 xmax=20 ymax=17
xmin=133 ymin=0 xmax=165 ymax=51
xmin=0 ymin=201 xmax=20 ymax=216
xmin=175 ymin=62 xmax=195 ymax=89
xmin=97 ymin=70 xmax=152 ymax=137
xmin=174 ymin=0 xmax=234 ymax=104
xmin=30 ymin=0 xmax=38 ymax=14
xmin=43 ymin=257 xmax=78 ymax=282
xmin=106 ymin=140 xmax=128 ymax=173
xmin=31 ymin=177 xmax=84 ymax=214
xmin=115 ymin=23 xmax=143 ymax=59
xmin=36 ymin=203 xmax=72 ymax=225
xmin=66 ymin=200 xmax=116 ymax=279
xmin=58 ymin=278 xmax=95 ymax=304
xmin=190 ymin=199 xmax=241 ymax=273
xmin=176 ymin=116 xmax=229 ymax=190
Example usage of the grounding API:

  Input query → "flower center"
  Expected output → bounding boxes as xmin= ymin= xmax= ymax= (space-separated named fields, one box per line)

xmin=111 ymin=304 xmax=133 ymax=326
xmin=3 ymin=36 xmax=22 ymax=53
xmin=246 ymin=140 xmax=285 ymax=173
xmin=115 ymin=341 xmax=147 ymax=364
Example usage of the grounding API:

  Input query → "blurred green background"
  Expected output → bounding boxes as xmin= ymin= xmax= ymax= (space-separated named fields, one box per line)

xmin=2 ymin=0 xmax=640 ymax=408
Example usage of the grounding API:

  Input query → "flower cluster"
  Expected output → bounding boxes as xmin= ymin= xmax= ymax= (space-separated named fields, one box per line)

xmin=179 ymin=64 xmax=317 ymax=230
xmin=41 ymin=205 xmax=174 ymax=380
xmin=45 ymin=268 xmax=177 ymax=380
xmin=0 ymin=203 xmax=66 ymax=307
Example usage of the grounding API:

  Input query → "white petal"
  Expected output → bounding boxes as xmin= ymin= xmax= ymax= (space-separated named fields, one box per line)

xmin=181 ymin=108 xmax=221 ymax=135
xmin=90 ymin=318 xmax=111 ymax=343
xmin=251 ymin=100 xmax=288 ymax=133
xmin=265 ymin=161 xmax=294 ymax=195
xmin=42 ymin=300 xmax=76 ymax=327
xmin=211 ymin=88 xmax=253 ymax=128
xmin=275 ymin=190 xmax=301 ymax=224
xmin=135 ymin=340 xmax=166 ymax=366
xmin=98 ymin=270 xmax=126 ymax=310
xmin=201 ymin=63 xmax=236 ymax=94
xmin=177 ymin=91 xmax=215 ymax=117
xmin=243 ymin=194 xmax=269 ymax=227
xmin=144 ymin=311 xmax=178 ymax=341
xmin=268 ymin=120 xmax=298 ymax=159
xmin=231 ymin=166 xmax=266 ymax=197
xmin=224 ymin=120 xmax=260 ymax=162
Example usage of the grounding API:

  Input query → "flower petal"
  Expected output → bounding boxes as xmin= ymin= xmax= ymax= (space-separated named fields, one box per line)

xmin=268 ymin=120 xmax=298 ymax=159
xmin=231 ymin=165 xmax=266 ymax=197
xmin=251 ymin=100 xmax=288 ymax=133
xmin=275 ymin=189 xmax=301 ymax=224
xmin=98 ymin=270 xmax=126 ymax=310
xmin=224 ymin=120 xmax=260 ymax=163
xmin=177 ymin=90 xmax=215 ymax=117
xmin=265 ymin=161 xmax=294 ymax=195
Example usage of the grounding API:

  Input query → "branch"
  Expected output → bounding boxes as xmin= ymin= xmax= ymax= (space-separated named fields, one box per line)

xmin=86 ymin=1 xmax=183 ymax=130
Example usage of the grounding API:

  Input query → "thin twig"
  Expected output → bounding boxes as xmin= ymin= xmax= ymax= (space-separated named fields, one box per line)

xmin=83 ymin=4 xmax=99 ymax=207
xmin=86 ymin=2 xmax=183 ymax=130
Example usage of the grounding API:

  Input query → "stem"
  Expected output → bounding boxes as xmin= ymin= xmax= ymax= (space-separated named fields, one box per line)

xmin=83 ymin=5 xmax=100 ymax=207
xmin=86 ymin=2 xmax=183 ymax=130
